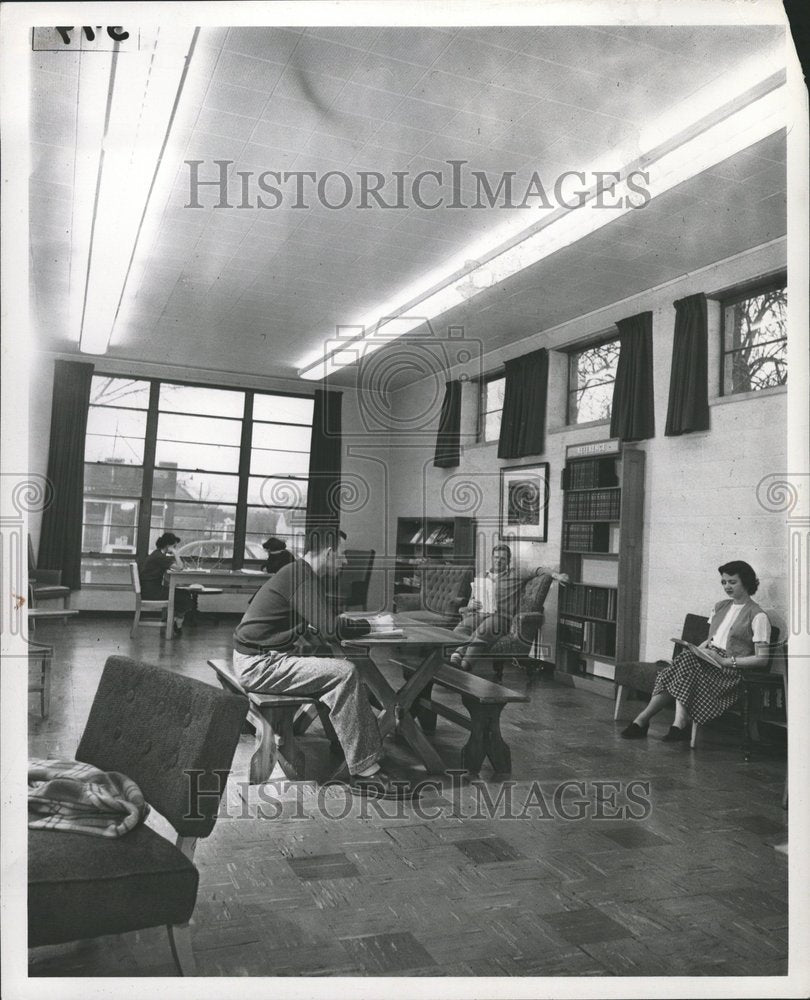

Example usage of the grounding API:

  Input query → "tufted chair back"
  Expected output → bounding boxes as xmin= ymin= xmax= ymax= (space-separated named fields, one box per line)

xmin=421 ymin=565 xmax=473 ymax=617
xmin=76 ymin=656 xmax=247 ymax=838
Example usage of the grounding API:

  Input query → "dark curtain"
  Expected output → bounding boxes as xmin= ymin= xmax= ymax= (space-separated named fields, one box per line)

xmin=433 ymin=380 xmax=462 ymax=468
xmin=665 ymin=293 xmax=710 ymax=436
xmin=609 ymin=311 xmax=655 ymax=442
xmin=305 ymin=388 xmax=342 ymax=535
xmin=497 ymin=347 xmax=549 ymax=459
xmin=39 ymin=360 xmax=94 ymax=589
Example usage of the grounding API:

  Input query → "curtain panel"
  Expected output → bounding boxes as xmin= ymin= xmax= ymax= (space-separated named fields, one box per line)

xmin=497 ymin=347 xmax=549 ymax=459
xmin=433 ymin=380 xmax=462 ymax=468
xmin=609 ymin=311 xmax=655 ymax=442
xmin=665 ymin=293 xmax=710 ymax=436
xmin=38 ymin=360 xmax=94 ymax=590
xmin=305 ymin=388 xmax=343 ymax=536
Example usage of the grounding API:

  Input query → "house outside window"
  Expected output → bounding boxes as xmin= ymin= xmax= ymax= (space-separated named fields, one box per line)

xmin=721 ymin=279 xmax=787 ymax=396
xmin=567 ymin=338 xmax=620 ymax=424
xmin=81 ymin=376 xmax=312 ymax=585
xmin=477 ymin=373 xmax=505 ymax=442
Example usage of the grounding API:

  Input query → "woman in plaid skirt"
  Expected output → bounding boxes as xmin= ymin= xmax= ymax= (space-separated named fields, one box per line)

xmin=621 ymin=561 xmax=771 ymax=742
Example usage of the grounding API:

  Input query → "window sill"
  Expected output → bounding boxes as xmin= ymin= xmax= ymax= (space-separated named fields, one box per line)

xmin=710 ymin=385 xmax=787 ymax=407
xmin=464 ymin=439 xmax=501 ymax=452
xmin=547 ymin=419 xmax=611 ymax=436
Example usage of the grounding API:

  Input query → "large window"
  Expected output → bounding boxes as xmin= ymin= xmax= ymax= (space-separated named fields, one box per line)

xmin=477 ymin=373 xmax=505 ymax=442
xmin=567 ymin=338 xmax=620 ymax=424
xmin=81 ymin=376 xmax=313 ymax=585
xmin=721 ymin=279 xmax=787 ymax=396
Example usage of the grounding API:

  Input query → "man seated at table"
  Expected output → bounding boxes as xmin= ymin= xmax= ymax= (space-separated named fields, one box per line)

xmin=450 ymin=542 xmax=567 ymax=672
xmin=233 ymin=527 xmax=411 ymax=799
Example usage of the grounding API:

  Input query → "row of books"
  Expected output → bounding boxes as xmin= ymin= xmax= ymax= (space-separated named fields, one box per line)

xmin=559 ymin=583 xmax=618 ymax=620
xmin=563 ymin=458 xmax=619 ymax=491
xmin=559 ymin=617 xmax=617 ymax=656
xmin=405 ymin=524 xmax=454 ymax=545
xmin=563 ymin=522 xmax=611 ymax=553
xmin=564 ymin=488 xmax=621 ymax=521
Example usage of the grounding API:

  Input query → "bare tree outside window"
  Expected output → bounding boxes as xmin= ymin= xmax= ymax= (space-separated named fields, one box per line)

xmin=567 ymin=339 xmax=620 ymax=424
xmin=722 ymin=284 xmax=787 ymax=395
xmin=477 ymin=374 xmax=505 ymax=442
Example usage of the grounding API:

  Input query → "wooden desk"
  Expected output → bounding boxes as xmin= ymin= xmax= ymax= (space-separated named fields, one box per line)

xmin=165 ymin=569 xmax=269 ymax=640
xmin=342 ymin=620 xmax=461 ymax=775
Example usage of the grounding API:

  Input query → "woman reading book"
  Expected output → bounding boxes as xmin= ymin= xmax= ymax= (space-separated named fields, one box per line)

xmin=621 ymin=560 xmax=771 ymax=742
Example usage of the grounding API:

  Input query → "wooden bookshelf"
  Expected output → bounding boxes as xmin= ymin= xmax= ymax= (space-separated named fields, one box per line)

xmin=394 ymin=516 xmax=475 ymax=595
xmin=556 ymin=440 xmax=645 ymax=686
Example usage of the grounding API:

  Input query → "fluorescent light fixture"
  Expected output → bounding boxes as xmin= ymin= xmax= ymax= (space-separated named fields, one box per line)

xmin=77 ymin=27 xmax=196 ymax=355
xmin=298 ymin=42 xmax=787 ymax=381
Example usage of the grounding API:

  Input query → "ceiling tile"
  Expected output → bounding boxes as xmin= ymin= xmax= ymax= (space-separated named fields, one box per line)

xmin=223 ymin=27 xmax=304 ymax=63
xmin=212 ymin=50 xmax=285 ymax=93
xmin=194 ymin=106 xmax=258 ymax=142
xmin=203 ymin=82 xmax=269 ymax=119
xmin=368 ymin=27 xmax=455 ymax=67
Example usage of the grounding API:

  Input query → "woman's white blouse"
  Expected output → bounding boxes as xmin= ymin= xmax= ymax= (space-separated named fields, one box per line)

xmin=710 ymin=603 xmax=770 ymax=650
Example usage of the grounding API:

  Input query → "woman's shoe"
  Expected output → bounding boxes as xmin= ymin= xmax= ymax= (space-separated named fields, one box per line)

xmin=620 ymin=722 xmax=648 ymax=739
xmin=662 ymin=725 xmax=690 ymax=742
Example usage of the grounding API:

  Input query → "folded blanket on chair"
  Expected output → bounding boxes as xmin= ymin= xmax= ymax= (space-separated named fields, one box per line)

xmin=28 ymin=758 xmax=150 ymax=837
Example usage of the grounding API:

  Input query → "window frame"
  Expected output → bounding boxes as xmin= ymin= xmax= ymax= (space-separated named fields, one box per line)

xmin=718 ymin=273 xmax=787 ymax=398
xmin=81 ymin=374 xmax=313 ymax=586
xmin=476 ymin=370 xmax=506 ymax=443
xmin=566 ymin=333 xmax=620 ymax=426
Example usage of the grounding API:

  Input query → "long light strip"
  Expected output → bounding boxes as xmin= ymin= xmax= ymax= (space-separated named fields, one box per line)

xmin=298 ymin=46 xmax=787 ymax=381
xmin=78 ymin=27 xmax=195 ymax=355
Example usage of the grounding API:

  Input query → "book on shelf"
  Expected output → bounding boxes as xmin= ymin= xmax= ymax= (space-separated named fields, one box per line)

xmin=409 ymin=528 xmax=424 ymax=544
xmin=563 ymin=488 xmax=621 ymax=521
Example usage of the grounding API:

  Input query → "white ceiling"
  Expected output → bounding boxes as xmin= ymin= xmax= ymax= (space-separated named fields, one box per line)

xmin=29 ymin=24 xmax=786 ymax=380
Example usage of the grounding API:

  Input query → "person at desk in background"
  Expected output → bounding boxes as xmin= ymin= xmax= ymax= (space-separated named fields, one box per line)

xmin=450 ymin=542 xmax=568 ymax=672
xmin=621 ymin=560 xmax=771 ymax=742
xmin=140 ymin=532 xmax=193 ymax=635
xmin=233 ymin=527 xmax=412 ymax=799
xmin=261 ymin=536 xmax=295 ymax=574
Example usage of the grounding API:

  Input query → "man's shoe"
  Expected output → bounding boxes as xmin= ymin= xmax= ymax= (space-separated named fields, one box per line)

xmin=662 ymin=725 xmax=691 ymax=743
xmin=348 ymin=770 xmax=418 ymax=800
xmin=449 ymin=651 xmax=464 ymax=668
xmin=620 ymin=722 xmax=648 ymax=739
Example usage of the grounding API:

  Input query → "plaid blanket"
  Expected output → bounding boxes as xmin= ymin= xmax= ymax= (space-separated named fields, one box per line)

xmin=28 ymin=759 xmax=150 ymax=838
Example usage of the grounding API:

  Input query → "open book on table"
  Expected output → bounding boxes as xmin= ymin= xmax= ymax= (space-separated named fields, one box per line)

xmin=343 ymin=613 xmax=404 ymax=639
xmin=670 ymin=638 xmax=724 ymax=668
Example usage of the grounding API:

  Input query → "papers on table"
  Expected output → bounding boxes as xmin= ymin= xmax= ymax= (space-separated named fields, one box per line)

xmin=472 ymin=575 xmax=496 ymax=614
xmin=344 ymin=613 xmax=405 ymax=639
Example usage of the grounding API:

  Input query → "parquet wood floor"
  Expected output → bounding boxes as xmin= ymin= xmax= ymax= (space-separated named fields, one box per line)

xmin=26 ymin=617 xmax=788 ymax=978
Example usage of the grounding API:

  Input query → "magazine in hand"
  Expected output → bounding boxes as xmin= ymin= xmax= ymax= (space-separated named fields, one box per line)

xmin=670 ymin=638 xmax=723 ymax=667
xmin=472 ymin=576 xmax=496 ymax=615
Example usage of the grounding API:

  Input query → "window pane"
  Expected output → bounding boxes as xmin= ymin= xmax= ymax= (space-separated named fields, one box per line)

xmin=251 ymin=422 xmax=311 ymax=453
xmin=485 ymin=376 xmax=505 ymax=412
xmin=157 ymin=412 xmax=243 ymax=447
xmin=83 ymin=463 xmax=143 ymax=497
xmin=724 ymin=340 xmax=788 ymax=394
xmin=150 ymin=501 xmax=237 ymax=540
xmin=82 ymin=499 xmax=139 ymax=553
xmin=571 ymin=383 xmax=614 ymax=423
xmin=253 ymin=394 xmax=314 ymax=425
xmin=85 ymin=407 xmax=147 ymax=464
xmin=174 ymin=538 xmax=237 ymax=566
xmin=159 ymin=383 xmax=245 ymax=418
xmin=250 ymin=448 xmax=310 ymax=477
xmin=484 ymin=411 xmax=502 ymax=442
xmin=89 ymin=376 xmax=150 ymax=409
xmin=571 ymin=341 xmax=620 ymax=393
xmin=724 ymin=288 xmax=787 ymax=352
xmin=153 ymin=468 xmax=239 ymax=503
xmin=247 ymin=476 xmax=308 ymax=507
xmin=246 ymin=507 xmax=307 ymax=540
xmin=244 ymin=530 xmax=305 ymax=562
xmin=81 ymin=557 xmax=133 ymax=586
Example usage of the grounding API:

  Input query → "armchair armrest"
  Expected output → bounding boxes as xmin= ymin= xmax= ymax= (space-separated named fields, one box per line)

xmin=512 ymin=611 xmax=544 ymax=645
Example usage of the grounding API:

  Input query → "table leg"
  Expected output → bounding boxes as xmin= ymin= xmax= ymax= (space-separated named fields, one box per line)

xmin=166 ymin=577 xmax=176 ymax=640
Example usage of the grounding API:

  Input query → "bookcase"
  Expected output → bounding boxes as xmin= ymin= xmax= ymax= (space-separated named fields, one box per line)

xmin=394 ymin=516 xmax=476 ymax=595
xmin=556 ymin=441 xmax=645 ymax=692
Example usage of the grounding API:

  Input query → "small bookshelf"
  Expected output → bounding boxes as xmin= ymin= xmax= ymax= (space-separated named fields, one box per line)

xmin=556 ymin=441 xmax=644 ymax=684
xmin=394 ymin=516 xmax=475 ymax=594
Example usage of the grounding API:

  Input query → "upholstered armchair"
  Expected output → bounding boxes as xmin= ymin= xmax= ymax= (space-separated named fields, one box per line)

xmin=28 ymin=655 xmax=248 ymax=975
xmin=489 ymin=570 xmax=558 ymax=681
xmin=394 ymin=565 xmax=473 ymax=627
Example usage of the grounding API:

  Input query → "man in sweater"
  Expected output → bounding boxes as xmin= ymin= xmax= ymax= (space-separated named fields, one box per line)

xmin=233 ymin=527 xmax=409 ymax=798
xmin=450 ymin=543 xmax=567 ymax=672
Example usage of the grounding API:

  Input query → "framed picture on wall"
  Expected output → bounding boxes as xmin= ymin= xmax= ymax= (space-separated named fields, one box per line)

xmin=499 ymin=463 xmax=550 ymax=542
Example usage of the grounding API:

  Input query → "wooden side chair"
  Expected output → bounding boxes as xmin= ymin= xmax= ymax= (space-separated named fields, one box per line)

xmin=129 ymin=561 xmax=168 ymax=637
xmin=28 ymin=536 xmax=71 ymax=609
xmin=28 ymin=655 xmax=247 ymax=975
